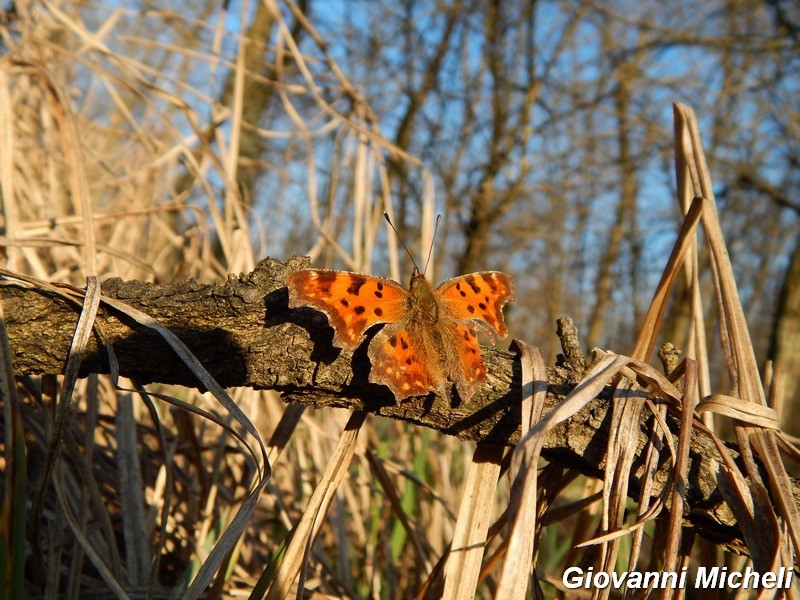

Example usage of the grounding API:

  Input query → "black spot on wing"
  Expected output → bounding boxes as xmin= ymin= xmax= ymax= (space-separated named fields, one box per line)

xmin=347 ymin=278 xmax=367 ymax=296
xmin=466 ymin=276 xmax=481 ymax=294
xmin=317 ymin=271 xmax=338 ymax=285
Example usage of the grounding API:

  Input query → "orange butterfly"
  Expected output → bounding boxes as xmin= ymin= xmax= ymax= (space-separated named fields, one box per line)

xmin=286 ymin=264 xmax=514 ymax=403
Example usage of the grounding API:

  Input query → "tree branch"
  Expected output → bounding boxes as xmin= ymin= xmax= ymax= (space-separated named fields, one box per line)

xmin=3 ymin=256 xmax=796 ymax=559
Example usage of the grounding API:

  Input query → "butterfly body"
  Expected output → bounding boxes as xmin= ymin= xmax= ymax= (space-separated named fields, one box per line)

xmin=286 ymin=267 xmax=514 ymax=403
xmin=407 ymin=269 xmax=439 ymax=326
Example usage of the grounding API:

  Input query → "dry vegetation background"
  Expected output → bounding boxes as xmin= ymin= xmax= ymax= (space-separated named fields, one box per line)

xmin=1 ymin=0 xmax=799 ymax=598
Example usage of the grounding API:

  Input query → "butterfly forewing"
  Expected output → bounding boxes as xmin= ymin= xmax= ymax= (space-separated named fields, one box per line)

xmin=286 ymin=270 xmax=409 ymax=349
xmin=437 ymin=272 xmax=515 ymax=338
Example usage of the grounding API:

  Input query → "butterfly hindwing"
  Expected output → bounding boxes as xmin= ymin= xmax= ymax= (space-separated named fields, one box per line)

xmin=367 ymin=322 xmax=443 ymax=401
xmin=444 ymin=323 xmax=488 ymax=402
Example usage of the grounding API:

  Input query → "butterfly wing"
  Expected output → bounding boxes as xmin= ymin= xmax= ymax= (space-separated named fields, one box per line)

xmin=437 ymin=272 xmax=515 ymax=338
xmin=444 ymin=323 xmax=489 ymax=402
xmin=368 ymin=320 xmax=491 ymax=403
xmin=367 ymin=322 xmax=444 ymax=402
xmin=286 ymin=270 xmax=409 ymax=349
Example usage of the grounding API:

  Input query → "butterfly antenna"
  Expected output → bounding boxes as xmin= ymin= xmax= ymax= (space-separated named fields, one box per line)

xmin=383 ymin=212 xmax=420 ymax=272
xmin=422 ymin=214 xmax=441 ymax=276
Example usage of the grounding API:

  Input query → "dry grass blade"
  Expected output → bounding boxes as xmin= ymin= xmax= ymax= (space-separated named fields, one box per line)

xmin=25 ymin=276 xmax=128 ymax=595
xmin=484 ymin=340 xmax=547 ymax=599
xmin=70 ymin=291 xmax=271 ymax=598
xmin=29 ymin=277 xmax=110 ymax=572
xmin=513 ymin=339 xmax=548 ymax=434
xmin=491 ymin=341 xmax=546 ymax=599
xmin=0 ymin=68 xmax=17 ymax=272
xmin=266 ymin=410 xmax=367 ymax=600
xmin=696 ymin=419 xmax=781 ymax=581
xmin=115 ymin=391 xmax=150 ymax=587
xmin=98 ymin=294 xmax=267 ymax=468
xmin=659 ymin=359 xmax=698 ymax=581
xmin=671 ymin=140 xmax=713 ymax=420
xmin=266 ymin=403 xmax=306 ymax=466
xmin=442 ymin=443 xmax=504 ymax=600
xmin=365 ymin=450 xmax=433 ymax=571
xmin=52 ymin=472 xmax=129 ymax=599
xmin=596 ymin=379 xmax=647 ymax=600
xmin=0 ymin=237 xmax=158 ymax=274
xmin=630 ymin=196 xmax=703 ymax=363
xmin=59 ymin=420 xmax=125 ymax=595
xmin=11 ymin=54 xmax=98 ymax=277
xmin=51 ymin=78 xmax=97 ymax=278
xmin=496 ymin=351 xmax=627 ymax=599
xmin=131 ymin=383 xmax=174 ymax=595
xmin=626 ymin=395 xmax=669 ymax=574
xmin=674 ymin=103 xmax=800 ymax=570
xmin=0 ymin=302 xmax=26 ymax=596
xmin=186 ymin=480 xmax=268 ymax=600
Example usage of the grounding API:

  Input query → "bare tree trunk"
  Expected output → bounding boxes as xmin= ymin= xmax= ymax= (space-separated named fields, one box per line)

xmin=586 ymin=44 xmax=641 ymax=349
xmin=457 ymin=0 xmax=541 ymax=275
xmin=387 ymin=0 xmax=462 ymax=243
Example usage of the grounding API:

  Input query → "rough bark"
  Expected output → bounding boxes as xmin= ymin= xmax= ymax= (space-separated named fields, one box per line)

xmin=2 ymin=256 xmax=797 ymax=559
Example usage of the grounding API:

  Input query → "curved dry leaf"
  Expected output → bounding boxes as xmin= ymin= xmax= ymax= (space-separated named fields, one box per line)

xmin=697 ymin=394 xmax=780 ymax=430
